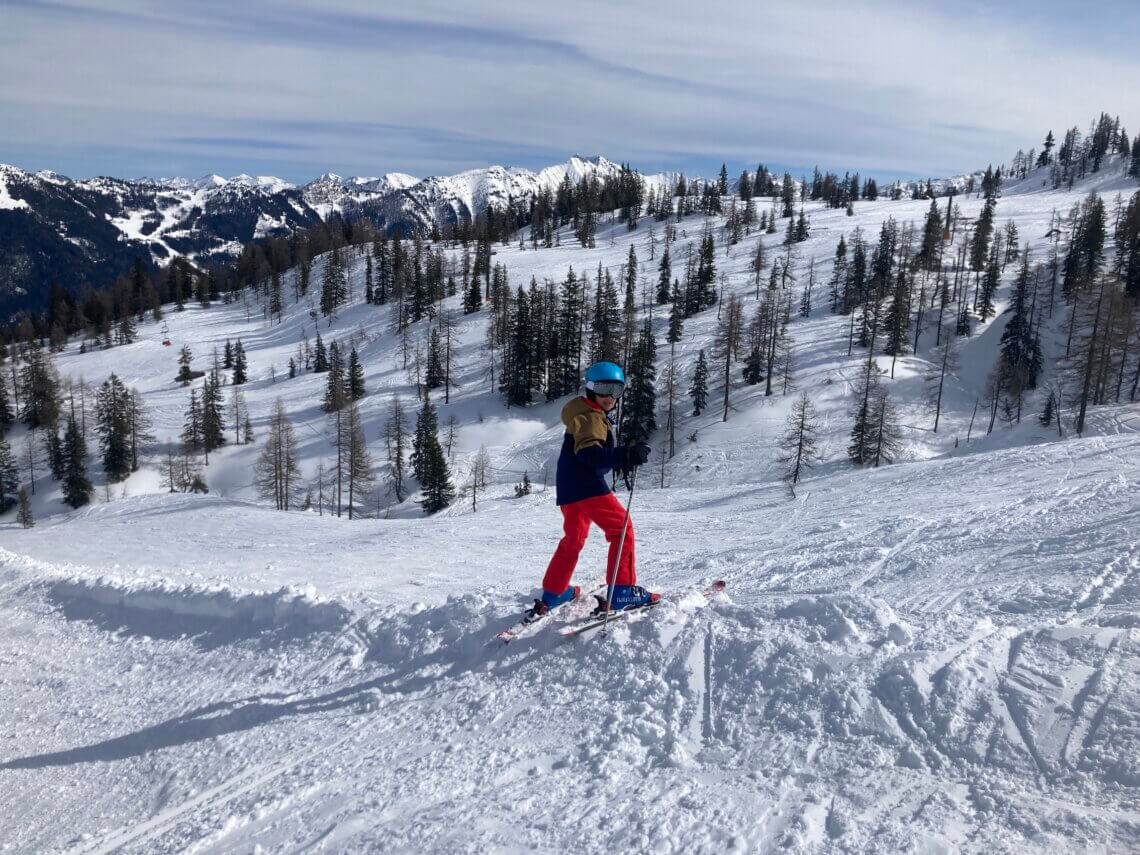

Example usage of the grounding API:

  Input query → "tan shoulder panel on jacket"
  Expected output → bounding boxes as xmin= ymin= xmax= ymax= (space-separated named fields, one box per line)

xmin=569 ymin=410 xmax=609 ymax=454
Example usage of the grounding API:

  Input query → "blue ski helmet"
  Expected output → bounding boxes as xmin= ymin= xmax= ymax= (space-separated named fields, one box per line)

xmin=585 ymin=361 xmax=625 ymax=395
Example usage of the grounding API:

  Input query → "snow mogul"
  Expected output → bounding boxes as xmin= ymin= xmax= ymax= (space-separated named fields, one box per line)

xmin=527 ymin=361 xmax=657 ymax=619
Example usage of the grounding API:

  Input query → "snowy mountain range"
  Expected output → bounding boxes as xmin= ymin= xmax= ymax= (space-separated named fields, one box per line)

xmin=0 ymin=155 xmax=675 ymax=320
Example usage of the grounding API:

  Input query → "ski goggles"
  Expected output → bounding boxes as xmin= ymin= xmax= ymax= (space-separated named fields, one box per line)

xmin=589 ymin=380 xmax=625 ymax=398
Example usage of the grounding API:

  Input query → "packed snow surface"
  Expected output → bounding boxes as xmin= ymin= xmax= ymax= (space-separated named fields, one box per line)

xmin=2 ymin=433 xmax=1137 ymax=853
xmin=1 ymin=157 xmax=1139 ymax=852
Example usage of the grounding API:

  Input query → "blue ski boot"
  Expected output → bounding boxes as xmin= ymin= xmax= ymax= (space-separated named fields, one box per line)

xmin=524 ymin=585 xmax=581 ymax=623
xmin=596 ymin=585 xmax=660 ymax=612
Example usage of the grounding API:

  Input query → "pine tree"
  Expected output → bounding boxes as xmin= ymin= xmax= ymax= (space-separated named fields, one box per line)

xmin=1037 ymin=130 xmax=1055 ymax=166
xmin=848 ymin=362 xmax=881 ymax=466
xmin=998 ymin=253 xmax=1043 ymax=412
xmin=341 ymin=401 xmax=374 ymax=519
xmin=372 ymin=236 xmax=389 ymax=304
xmin=323 ymin=341 xmax=346 ymax=412
xmin=1039 ymin=390 xmax=1057 ymax=426
xmin=269 ymin=269 xmax=283 ymax=320
xmin=550 ymin=267 xmax=585 ymax=398
xmin=413 ymin=400 xmax=453 ymax=514
xmin=254 ymin=398 xmax=302 ymax=511
xmin=181 ymin=388 xmax=202 ymax=452
xmin=231 ymin=340 xmax=248 ymax=385
xmin=777 ymin=391 xmax=821 ymax=486
xmin=919 ymin=199 xmax=943 ymax=270
xmin=828 ymin=235 xmax=848 ymax=313
xmin=981 ymin=164 xmax=1002 ymax=200
xmin=223 ymin=339 xmax=233 ymax=369
xmin=200 ymin=372 xmax=227 ymax=457
xmin=925 ymin=339 xmax=959 ymax=433
xmin=589 ymin=267 xmax=621 ymax=364
xmin=177 ymin=345 xmax=194 ymax=385
xmin=17 ymin=488 xmax=33 ymax=528
xmin=1120 ymin=192 xmax=1140 ymax=300
xmin=0 ymin=436 xmax=18 ymax=513
xmin=881 ymin=264 xmax=913 ymax=358
xmin=313 ymin=334 xmax=328 ymax=372
xmin=690 ymin=348 xmax=709 ymax=416
xmin=0 ymin=373 xmax=13 ymax=436
xmin=95 ymin=373 xmax=132 ymax=482
xmin=46 ymin=426 xmax=65 ymax=482
xmin=697 ymin=231 xmax=717 ymax=309
xmin=868 ymin=386 xmax=902 ymax=467
xmin=742 ymin=343 xmax=763 ymax=385
xmin=116 ymin=313 xmax=137 ymax=346
xmin=418 ymin=433 xmax=454 ymax=514
xmin=505 ymin=288 xmax=534 ymax=406
xmin=195 ymin=271 xmax=210 ymax=307
xmin=794 ymin=208 xmax=810 ymax=242
xmin=229 ymin=387 xmax=249 ymax=445
xmin=20 ymin=345 xmax=60 ymax=430
xmin=425 ymin=329 xmax=445 ymax=390
xmin=411 ymin=399 xmax=439 ymax=483
xmin=667 ymin=284 xmax=685 ymax=346
xmin=715 ymin=296 xmax=744 ymax=421
xmin=127 ymin=388 xmax=153 ymax=472
xmin=61 ymin=413 xmax=92 ymax=508
xmin=978 ymin=241 xmax=1001 ymax=321
xmin=799 ymin=258 xmax=815 ymax=318
xmin=463 ymin=271 xmax=483 ymax=314
xmin=656 ymin=246 xmax=672 ymax=304
xmin=320 ymin=247 xmax=347 ymax=317
xmin=621 ymin=264 xmax=637 ymax=369
xmin=385 ymin=395 xmax=408 ymax=502
xmin=970 ymin=198 xmax=996 ymax=272
xmin=781 ymin=173 xmax=796 ymax=218
xmin=625 ymin=244 xmax=638 ymax=296
xmin=1062 ymin=191 xmax=1107 ymax=300
xmin=621 ymin=320 xmax=657 ymax=443
xmin=347 ymin=346 xmax=366 ymax=400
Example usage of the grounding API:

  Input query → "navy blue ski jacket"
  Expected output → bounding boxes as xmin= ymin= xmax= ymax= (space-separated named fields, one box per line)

xmin=554 ymin=396 xmax=628 ymax=506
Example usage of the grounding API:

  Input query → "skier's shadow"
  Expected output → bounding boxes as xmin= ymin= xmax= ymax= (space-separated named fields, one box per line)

xmin=0 ymin=619 xmax=550 ymax=771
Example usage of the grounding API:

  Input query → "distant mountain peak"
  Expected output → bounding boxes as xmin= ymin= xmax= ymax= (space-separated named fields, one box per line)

xmin=0 ymin=153 xmax=679 ymax=319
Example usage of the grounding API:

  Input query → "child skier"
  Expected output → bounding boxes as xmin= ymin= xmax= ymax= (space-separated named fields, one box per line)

xmin=528 ymin=361 xmax=656 ymax=619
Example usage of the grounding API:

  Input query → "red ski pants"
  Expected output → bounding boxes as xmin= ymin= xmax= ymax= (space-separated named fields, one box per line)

xmin=542 ymin=492 xmax=635 ymax=593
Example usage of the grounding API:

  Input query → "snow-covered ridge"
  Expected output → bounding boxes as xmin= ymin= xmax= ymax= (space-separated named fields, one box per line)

xmin=1 ymin=545 xmax=352 ymax=636
xmin=0 ymin=173 xmax=29 ymax=211
xmin=2 ymin=155 xmax=677 ymax=304
xmin=48 ymin=576 xmax=352 ymax=636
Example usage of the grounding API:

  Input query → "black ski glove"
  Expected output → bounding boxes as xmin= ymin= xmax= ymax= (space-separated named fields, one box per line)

xmin=626 ymin=441 xmax=651 ymax=468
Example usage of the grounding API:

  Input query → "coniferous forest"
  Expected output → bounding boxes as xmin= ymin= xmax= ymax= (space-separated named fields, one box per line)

xmin=0 ymin=112 xmax=1138 ymax=519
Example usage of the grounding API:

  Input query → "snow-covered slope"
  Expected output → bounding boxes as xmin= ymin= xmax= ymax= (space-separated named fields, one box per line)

xmin=1 ymin=420 xmax=1137 ymax=852
xmin=1 ymin=158 xmax=1138 ymax=852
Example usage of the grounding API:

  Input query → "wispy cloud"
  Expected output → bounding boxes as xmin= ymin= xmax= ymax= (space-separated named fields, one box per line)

xmin=1 ymin=1 xmax=1137 ymax=183
xmin=164 ymin=137 xmax=314 ymax=152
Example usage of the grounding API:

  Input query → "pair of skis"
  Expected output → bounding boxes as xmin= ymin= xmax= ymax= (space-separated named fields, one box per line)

xmin=492 ymin=582 xmax=606 ymax=644
xmin=493 ymin=580 xmax=726 ymax=644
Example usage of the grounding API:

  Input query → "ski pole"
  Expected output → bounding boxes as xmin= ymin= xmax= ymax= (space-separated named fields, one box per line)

xmin=601 ymin=465 xmax=637 ymax=638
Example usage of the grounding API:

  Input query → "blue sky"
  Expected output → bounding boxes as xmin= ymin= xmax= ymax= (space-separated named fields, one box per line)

xmin=2 ymin=0 xmax=1138 ymax=185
